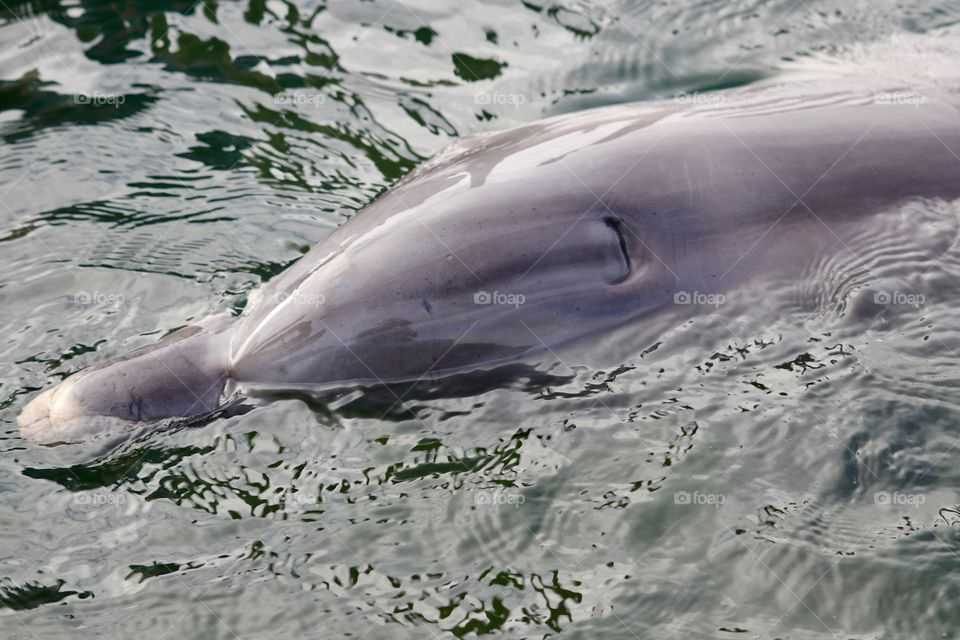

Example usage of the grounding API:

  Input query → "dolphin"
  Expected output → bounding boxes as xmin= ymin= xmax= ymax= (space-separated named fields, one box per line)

xmin=17 ymin=81 xmax=960 ymax=444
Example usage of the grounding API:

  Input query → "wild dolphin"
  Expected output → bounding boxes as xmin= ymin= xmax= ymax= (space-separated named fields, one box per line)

xmin=18 ymin=81 xmax=960 ymax=443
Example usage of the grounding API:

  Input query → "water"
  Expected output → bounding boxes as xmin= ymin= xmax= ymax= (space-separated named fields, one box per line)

xmin=4 ymin=0 xmax=960 ymax=637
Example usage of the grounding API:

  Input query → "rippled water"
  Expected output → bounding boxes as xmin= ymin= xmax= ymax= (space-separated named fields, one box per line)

xmin=5 ymin=0 xmax=960 ymax=637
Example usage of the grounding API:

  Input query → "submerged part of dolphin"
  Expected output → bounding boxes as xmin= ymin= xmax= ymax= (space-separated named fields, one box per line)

xmin=18 ymin=77 xmax=960 ymax=443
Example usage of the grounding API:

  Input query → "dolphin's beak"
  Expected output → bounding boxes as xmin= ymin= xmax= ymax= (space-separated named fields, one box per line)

xmin=18 ymin=318 xmax=235 ymax=445
xmin=18 ymin=387 xmax=57 ymax=443
xmin=17 ymin=374 xmax=134 ymax=445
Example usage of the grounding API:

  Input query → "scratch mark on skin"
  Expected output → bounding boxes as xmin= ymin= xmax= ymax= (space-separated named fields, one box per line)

xmin=418 ymin=288 xmax=433 ymax=314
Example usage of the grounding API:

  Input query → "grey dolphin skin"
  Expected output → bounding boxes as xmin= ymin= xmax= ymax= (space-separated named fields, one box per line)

xmin=18 ymin=82 xmax=960 ymax=443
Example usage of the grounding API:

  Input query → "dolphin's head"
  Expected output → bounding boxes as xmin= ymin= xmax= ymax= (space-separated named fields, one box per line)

xmin=209 ymin=111 xmax=683 ymax=387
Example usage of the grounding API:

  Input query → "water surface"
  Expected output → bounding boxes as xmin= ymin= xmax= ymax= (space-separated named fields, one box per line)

xmin=3 ymin=0 xmax=960 ymax=637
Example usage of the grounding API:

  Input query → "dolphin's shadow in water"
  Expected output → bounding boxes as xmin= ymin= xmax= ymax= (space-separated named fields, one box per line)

xmin=236 ymin=362 xmax=577 ymax=422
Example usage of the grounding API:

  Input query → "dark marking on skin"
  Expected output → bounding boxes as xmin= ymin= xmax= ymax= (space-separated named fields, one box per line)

xmin=358 ymin=318 xmax=416 ymax=339
xmin=128 ymin=397 xmax=145 ymax=421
